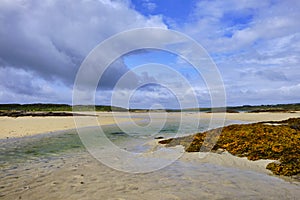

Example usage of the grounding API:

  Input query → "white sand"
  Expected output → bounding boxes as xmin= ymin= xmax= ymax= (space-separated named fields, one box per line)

xmin=0 ymin=112 xmax=138 ymax=139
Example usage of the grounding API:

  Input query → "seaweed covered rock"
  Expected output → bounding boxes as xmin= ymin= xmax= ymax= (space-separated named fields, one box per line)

xmin=159 ymin=118 xmax=300 ymax=177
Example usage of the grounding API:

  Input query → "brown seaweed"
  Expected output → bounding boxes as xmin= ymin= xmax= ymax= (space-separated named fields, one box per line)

xmin=159 ymin=118 xmax=300 ymax=176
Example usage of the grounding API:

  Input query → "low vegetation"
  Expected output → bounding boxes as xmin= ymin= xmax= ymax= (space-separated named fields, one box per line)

xmin=1 ymin=103 xmax=299 ymax=113
xmin=0 ymin=104 xmax=127 ymax=112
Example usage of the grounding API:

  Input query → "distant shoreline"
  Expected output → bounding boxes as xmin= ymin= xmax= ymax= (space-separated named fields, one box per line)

xmin=0 ymin=102 xmax=299 ymax=113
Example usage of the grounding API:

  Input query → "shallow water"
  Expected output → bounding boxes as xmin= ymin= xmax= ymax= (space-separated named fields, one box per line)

xmin=1 ymin=117 xmax=299 ymax=199
xmin=0 ymin=117 xmax=232 ymax=168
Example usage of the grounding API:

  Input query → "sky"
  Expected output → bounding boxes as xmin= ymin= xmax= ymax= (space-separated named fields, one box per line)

xmin=0 ymin=0 xmax=299 ymax=108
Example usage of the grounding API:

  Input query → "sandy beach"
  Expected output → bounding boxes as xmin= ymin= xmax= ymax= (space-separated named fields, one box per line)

xmin=1 ymin=111 xmax=300 ymax=199
xmin=1 ymin=111 xmax=299 ymax=139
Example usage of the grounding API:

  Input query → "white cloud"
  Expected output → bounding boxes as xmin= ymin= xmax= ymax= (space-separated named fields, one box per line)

xmin=183 ymin=0 xmax=300 ymax=52
xmin=170 ymin=0 xmax=300 ymax=106
xmin=226 ymin=83 xmax=300 ymax=105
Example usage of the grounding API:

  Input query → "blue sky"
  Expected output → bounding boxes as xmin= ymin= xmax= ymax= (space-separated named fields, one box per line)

xmin=131 ymin=0 xmax=196 ymax=25
xmin=0 ymin=0 xmax=299 ymax=108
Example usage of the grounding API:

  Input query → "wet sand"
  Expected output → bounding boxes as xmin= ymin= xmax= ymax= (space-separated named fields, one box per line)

xmin=1 ymin=149 xmax=299 ymax=200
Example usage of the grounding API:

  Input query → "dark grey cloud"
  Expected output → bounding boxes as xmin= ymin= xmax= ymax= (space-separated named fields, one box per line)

xmin=98 ymin=58 xmax=140 ymax=90
xmin=0 ymin=0 xmax=166 ymax=103
xmin=0 ymin=67 xmax=42 ymax=96
xmin=0 ymin=0 xmax=162 ymax=82
xmin=0 ymin=67 xmax=71 ymax=103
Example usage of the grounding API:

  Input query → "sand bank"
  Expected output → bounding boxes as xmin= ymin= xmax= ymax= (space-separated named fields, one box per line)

xmin=0 ymin=112 xmax=137 ymax=139
xmin=1 ymin=111 xmax=299 ymax=139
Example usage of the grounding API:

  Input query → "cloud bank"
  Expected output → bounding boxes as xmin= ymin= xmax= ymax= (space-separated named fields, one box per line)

xmin=0 ymin=0 xmax=299 ymax=107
